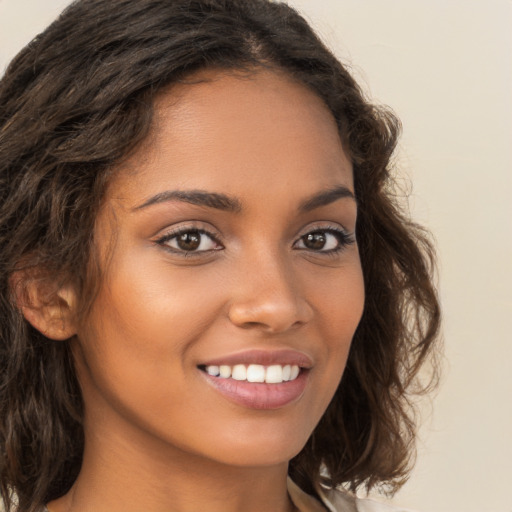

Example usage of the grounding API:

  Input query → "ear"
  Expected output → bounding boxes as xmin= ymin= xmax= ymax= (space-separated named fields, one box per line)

xmin=10 ymin=270 xmax=78 ymax=341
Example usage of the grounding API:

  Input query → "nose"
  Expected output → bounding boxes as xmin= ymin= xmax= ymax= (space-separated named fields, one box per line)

xmin=227 ymin=252 xmax=313 ymax=334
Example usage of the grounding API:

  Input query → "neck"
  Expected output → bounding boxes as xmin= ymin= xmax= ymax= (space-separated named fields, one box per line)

xmin=47 ymin=413 xmax=296 ymax=512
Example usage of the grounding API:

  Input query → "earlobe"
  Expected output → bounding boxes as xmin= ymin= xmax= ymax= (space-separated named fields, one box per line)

xmin=10 ymin=271 xmax=78 ymax=341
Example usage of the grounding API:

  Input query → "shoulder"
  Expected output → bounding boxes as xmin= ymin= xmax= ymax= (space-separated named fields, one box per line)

xmin=320 ymin=486 xmax=418 ymax=512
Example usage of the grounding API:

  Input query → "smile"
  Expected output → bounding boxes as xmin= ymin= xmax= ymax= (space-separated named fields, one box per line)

xmin=198 ymin=349 xmax=312 ymax=409
xmin=202 ymin=364 xmax=301 ymax=384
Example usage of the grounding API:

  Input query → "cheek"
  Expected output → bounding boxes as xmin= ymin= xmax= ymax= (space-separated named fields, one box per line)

xmin=73 ymin=255 xmax=224 ymax=407
xmin=81 ymin=242 xmax=239 ymax=364
xmin=94 ymin=249 xmax=224 ymax=341
xmin=73 ymin=272 xmax=222 ymax=450
xmin=302 ymin=257 xmax=365 ymax=409
xmin=309 ymin=259 xmax=365 ymax=344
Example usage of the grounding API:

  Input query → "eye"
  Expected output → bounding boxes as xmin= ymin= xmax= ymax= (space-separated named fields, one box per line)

xmin=294 ymin=228 xmax=354 ymax=253
xmin=157 ymin=229 xmax=221 ymax=253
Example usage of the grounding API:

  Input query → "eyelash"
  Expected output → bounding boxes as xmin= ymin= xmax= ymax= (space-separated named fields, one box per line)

xmin=155 ymin=225 xmax=355 ymax=256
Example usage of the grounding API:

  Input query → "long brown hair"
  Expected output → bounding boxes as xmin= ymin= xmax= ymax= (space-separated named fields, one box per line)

xmin=0 ymin=1 xmax=441 ymax=511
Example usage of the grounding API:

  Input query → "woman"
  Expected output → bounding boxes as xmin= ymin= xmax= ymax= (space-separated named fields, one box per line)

xmin=0 ymin=1 xmax=440 ymax=511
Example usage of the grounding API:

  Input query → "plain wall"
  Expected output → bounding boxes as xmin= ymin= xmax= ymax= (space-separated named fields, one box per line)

xmin=1 ymin=1 xmax=511 ymax=512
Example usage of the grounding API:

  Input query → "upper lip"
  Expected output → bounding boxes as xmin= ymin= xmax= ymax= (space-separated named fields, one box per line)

xmin=199 ymin=349 xmax=313 ymax=369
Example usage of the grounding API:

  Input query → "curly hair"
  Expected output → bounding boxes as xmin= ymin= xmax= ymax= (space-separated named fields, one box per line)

xmin=0 ymin=1 xmax=441 ymax=511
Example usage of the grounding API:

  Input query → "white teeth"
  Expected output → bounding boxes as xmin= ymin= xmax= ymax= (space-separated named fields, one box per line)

xmin=219 ymin=365 xmax=231 ymax=378
xmin=231 ymin=364 xmax=247 ymax=381
xmin=206 ymin=365 xmax=220 ymax=376
xmin=204 ymin=364 xmax=301 ymax=384
xmin=247 ymin=364 xmax=265 ymax=383
xmin=265 ymin=365 xmax=283 ymax=384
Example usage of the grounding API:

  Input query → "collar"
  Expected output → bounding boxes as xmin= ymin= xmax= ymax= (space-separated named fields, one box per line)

xmin=287 ymin=477 xmax=359 ymax=512
xmin=287 ymin=477 xmax=331 ymax=511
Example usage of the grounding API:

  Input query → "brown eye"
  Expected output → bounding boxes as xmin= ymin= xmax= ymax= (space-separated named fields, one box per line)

xmin=176 ymin=231 xmax=201 ymax=251
xmin=303 ymin=232 xmax=327 ymax=250
xmin=295 ymin=228 xmax=353 ymax=253
xmin=159 ymin=229 xmax=221 ymax=253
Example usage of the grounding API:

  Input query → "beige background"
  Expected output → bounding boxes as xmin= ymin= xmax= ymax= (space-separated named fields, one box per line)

xmin=1 ymin=1 xmax=511 ymax=511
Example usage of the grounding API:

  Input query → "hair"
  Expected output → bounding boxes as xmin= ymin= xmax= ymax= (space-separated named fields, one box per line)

xmin=0 ymin=1 xmax=441 ymax=511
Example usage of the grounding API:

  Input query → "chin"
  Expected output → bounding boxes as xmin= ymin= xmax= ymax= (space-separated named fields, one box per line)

xmin=184 ymin=417 xmax=313 ymax=469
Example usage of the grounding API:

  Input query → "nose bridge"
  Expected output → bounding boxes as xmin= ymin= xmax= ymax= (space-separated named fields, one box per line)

xmin=227 ymin=244 xmax=312 ymax=332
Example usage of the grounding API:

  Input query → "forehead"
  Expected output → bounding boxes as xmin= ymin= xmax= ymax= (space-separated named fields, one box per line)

xmin=109 ymin=69 xmax=353 ymax=206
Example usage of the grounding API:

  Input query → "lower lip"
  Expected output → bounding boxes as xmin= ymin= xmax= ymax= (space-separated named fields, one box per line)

xmin=201 ymin=370 xmax=309 ymax=410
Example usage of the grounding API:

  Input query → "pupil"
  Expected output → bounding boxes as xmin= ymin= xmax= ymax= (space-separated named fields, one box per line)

xmin=177 ymin=232 xmax=201 ymax=251
xmin=305 ymin=232 xmax=326 ymax=250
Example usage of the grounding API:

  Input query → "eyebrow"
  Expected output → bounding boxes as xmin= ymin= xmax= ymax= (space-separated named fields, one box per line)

xmin=299 ymin=185 xmax=356 ymax=212
xmin=134 ymin=190 xmax=242 ymax=212
xmin=133 ymin=185 xmax=355 ymax=213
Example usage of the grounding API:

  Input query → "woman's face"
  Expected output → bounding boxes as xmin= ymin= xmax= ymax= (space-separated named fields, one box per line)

xmin=72 ymin=69 xmax=365 ymax=469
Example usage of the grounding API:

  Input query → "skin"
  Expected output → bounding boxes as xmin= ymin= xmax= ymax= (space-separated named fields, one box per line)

xmin=47 ymin=69 xmax=365 ymax=512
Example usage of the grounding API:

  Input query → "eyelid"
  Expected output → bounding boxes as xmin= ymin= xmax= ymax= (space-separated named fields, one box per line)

xmin=293 ymin=223 xmax=356 ymax=253
xmin=296 ymin=221 xmax=354 ymax=239
xmin=154 ymin=223 xmax=224 ymax=254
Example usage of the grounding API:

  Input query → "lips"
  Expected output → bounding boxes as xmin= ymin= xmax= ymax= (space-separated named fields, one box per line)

xmin=198 ymin=349 xmax=311 ymax=410
xmin=199 ymin=349 xmax=313 ymax=368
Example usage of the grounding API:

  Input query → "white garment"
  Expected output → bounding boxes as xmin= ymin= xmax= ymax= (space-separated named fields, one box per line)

xmin=287 ymin=477 xmax=417 ymax=512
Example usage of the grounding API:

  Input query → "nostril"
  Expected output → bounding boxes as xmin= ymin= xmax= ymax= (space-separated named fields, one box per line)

xmin=240 ymin=321 xmax=266 ymax=329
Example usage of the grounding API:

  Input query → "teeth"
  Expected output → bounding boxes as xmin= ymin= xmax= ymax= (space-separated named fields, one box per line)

xmin=247 ymin=364 xmax=265 ymax=383
xmin=231 ymin=364 xmax=247 ymax=381
xmin=204 ymin=364 xmax=301 ymax=384
xmin=265 ymin=365 xmax=283 ymax=384
xmin=219 ymin=365 xmax=231 ymax=378
xmin=206 ymin=365 xmax=220 ymax=376
xmin=290 ymin=365 xmax=300 ymax=380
